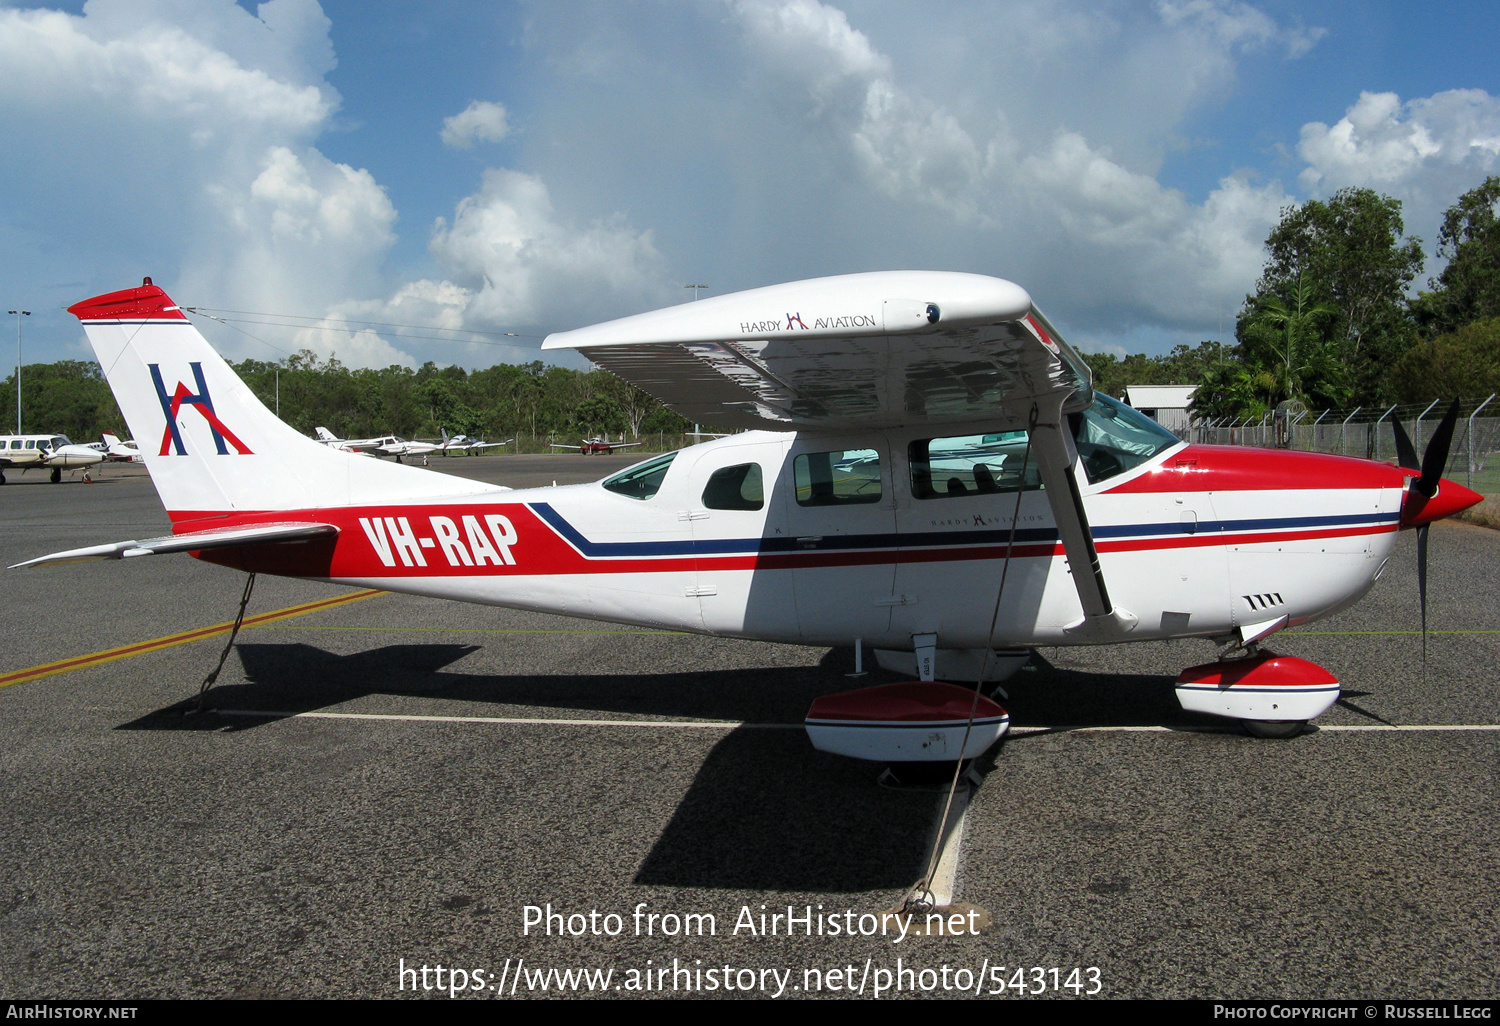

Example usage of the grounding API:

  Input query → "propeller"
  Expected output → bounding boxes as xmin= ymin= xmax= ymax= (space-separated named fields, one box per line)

xmin=1390 ymin=400 xmax=1461 ymax=662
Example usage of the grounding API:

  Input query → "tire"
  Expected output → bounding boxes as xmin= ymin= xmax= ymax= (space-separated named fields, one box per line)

xmin=1242 ymin=719 xmax=1307 ymax=739
xmin=50 ymin=467 xmax=62 ymax=484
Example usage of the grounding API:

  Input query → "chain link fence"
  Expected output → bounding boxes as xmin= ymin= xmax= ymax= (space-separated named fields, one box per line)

xmin=1189 ymin=396 xmax=1500 ymax=498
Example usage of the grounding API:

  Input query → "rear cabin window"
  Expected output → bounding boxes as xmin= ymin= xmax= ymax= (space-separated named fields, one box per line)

xmin=602 ymin=451 xmax=677 ymax=500
xmin=702 ymin=463 xmax=764 ymax=511
xmin=793 ymin=449 xmax=881 ymax=506
xmin=909 ymin=431 xmax=1042 ymax=499
xmin=1070 ymin=393 xmax=1180 ymax=484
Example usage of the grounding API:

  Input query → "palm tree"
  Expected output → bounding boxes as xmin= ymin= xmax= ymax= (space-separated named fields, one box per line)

xmin=1242 ymin=273 xmax=1338 ymax=403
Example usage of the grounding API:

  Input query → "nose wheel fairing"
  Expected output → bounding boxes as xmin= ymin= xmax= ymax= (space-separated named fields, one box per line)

xmin=1174 ymin=651 xmax=1340 ymax=727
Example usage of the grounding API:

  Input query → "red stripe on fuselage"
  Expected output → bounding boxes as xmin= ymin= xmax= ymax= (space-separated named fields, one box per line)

xmin=1105 ymin=445 xmax=1406 ymax=493
xmin=169 ymin=502 xmax=1395 ymax=580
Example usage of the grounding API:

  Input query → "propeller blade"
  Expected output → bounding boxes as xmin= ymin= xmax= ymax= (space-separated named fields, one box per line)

xmin=1416 ymin=399 xmax=1461 ymax=498
xmin=1391 ymin=416 xmax=1420 ymax=472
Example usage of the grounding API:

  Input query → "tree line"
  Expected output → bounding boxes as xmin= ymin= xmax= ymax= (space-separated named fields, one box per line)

xmin=0 ymin=356 xmax=697 ymax=451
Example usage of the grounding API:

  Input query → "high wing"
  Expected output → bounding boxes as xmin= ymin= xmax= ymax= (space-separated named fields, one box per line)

xmin=12 ymin=522 xmax=338 ymax=569
xmin=544 ymin=270 xmax=1131 ymax=638
xmin=541 ymin=271 xmax=1092 ymax=432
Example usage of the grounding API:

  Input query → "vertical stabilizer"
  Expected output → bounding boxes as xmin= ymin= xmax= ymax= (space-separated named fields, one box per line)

xmin=70 ymin=281 xmax=497 ymax=517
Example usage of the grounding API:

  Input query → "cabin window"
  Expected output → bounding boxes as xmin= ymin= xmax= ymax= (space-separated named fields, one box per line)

xmin=909 ymin=431 xmax=1042 ymax=499
xmin=602 ymin=451 xmax=677 ymax=500
xmin=702 ymin=463 xmax=764 ymax=511
xmin=1070 ymin=393 xmax=1180 ymax=483
xmin=8 ymin=440 xmax=18 ymax=449
xmin=24 ymin=440 xmax=35 ymax=448
xmin=793 ymin=449 xmax=881 ymax=506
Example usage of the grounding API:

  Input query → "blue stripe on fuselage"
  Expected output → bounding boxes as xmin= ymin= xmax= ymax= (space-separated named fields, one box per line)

xmin=528 ymin=503 xmax=1398 ymax=560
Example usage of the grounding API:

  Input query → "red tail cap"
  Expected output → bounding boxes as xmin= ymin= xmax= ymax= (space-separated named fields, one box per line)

xmin=67 ymin=280 xmax=186 ymax=322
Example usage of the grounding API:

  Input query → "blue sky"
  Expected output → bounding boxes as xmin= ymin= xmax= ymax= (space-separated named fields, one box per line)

xmin=3 ymin=0 xmax=1499 ymax=376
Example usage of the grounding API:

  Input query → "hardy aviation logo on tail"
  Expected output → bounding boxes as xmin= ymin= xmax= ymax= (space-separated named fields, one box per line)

xmin=150 ymin=363 xmax=253 ymax=456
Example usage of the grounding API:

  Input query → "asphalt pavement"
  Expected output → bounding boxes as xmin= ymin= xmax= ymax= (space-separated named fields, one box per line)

xmin=0 ymin=455 xmax=1495 ymax=999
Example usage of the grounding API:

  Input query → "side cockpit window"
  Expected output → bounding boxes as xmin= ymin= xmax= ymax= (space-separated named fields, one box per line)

xmin=602 ymin=451 xmax=677 ymax=500
xmin=1070 ymin=393 xmax=1180 ymax=484
xmin=702 ymin=463 xmax=764 ymax=511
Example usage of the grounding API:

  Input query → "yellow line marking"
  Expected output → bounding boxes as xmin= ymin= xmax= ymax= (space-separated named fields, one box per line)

xmin=246 ymin=625 xmax=682 ymax=635
xmin=0 ymin=589 xmax=385 ymax=690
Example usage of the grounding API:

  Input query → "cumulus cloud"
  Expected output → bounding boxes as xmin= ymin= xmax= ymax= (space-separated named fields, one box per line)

xmin=429 ymin=167 xmax=671 ymax=331
xmin=1299 ymin=89 xmax=1500 ymax=190
xmin=0 ymin=0 xmax=419 ymax=363
xmin=1155 ymin=0 xmax=1325 ymax=59
xmin=441 ymin=100 xmax=511 ymax=148
xmin=192 ymin=144 xmax=399 ymax=342
xmin=1296 ymin=89 xmax=1500 ymax=263
xmin=718 ymin=0 xmax=1297 ymax=329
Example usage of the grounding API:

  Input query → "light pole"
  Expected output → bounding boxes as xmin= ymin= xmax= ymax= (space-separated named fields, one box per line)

xmin=8 ymin=309 xmax=29 ymax=433
xmin=685 ymin=284 xmax=708 ymax=302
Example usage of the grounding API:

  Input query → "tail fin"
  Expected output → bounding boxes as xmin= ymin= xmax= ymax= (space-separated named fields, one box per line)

xmin=315 ymin=426 xmax=338 ymax=442
xmin=71 ymin=281 xmax=495 ymax=518
xmin=101 ymin=432 xmax=121 ymax=446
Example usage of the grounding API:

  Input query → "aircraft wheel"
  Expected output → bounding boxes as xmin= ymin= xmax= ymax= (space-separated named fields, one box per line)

xmin=50 ymin=467 xmax=62 ymax=484
xmin=1242 ymin=719 xmax=1307 ymax=739
xmin=0 ymin=471 xmax=6 ymax=485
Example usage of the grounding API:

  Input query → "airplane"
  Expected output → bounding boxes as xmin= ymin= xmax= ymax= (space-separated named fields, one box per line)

xmin=0 ymin=433 xmax=106 ymax=483
xmin=313 ymin=427 xmax=440 ymax=463
xmin=12 ymin=273 xmax=1483 ymax=756
xmin=95 ymin=432 xmax=144 ymax=462
xmin=550 ymin=437 xmax=644 ymax=455
xmin=439 ymin=430 xmax=512 ymax=455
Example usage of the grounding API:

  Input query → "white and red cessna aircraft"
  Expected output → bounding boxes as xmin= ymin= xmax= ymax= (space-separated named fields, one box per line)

xmin=14 ymin=274 xmax=1482 ymax=753
xmin=550 ymin=436 xmax=644 ymax=455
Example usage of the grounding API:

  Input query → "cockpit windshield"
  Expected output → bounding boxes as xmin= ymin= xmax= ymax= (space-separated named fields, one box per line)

xmin=1070 ymin=393 xmax=1181 ymax=484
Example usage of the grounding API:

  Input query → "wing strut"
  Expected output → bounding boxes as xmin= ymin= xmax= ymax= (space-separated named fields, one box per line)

xmin=1029 ymin=396 xmax=1137 ymax=639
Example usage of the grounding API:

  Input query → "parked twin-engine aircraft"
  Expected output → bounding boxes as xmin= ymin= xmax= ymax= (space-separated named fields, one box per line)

xmin=550 ymin=437 xmax=644 ymax=455
xmin=0 ymin=433 xmax=106 ymax=483
xmin=439 ymin=430 xmax=511 ymax=455
xmin=14 ymin=273 xmax=1483 ymax=752
xmin=313 ymin=427 xmax=439 ymax=462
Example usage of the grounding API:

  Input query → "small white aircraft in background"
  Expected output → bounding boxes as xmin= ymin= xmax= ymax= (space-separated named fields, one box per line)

xmin=95 ymin=432 xmax=144 ymax=462
xmin=14 ymin=274 xmax=1484 ymax=757
xmin=549 ymin=436 xmax=644 ymax=455
xmin=0 ymin=433 xmax=106 ymax=483
xmin=439 ymin=430 xmax=512 ymax=455
xmin=314 ymin=428 xmax=440 ymax=463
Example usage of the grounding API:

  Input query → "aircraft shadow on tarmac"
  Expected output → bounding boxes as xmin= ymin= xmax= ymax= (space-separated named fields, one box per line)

xmin=112 ymin=643 xmax=1216 ymax=731
xmin=108 ymin=643 xmax=1243 ymax=891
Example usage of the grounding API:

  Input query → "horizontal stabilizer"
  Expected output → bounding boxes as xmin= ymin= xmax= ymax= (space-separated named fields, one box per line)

xmin=11 ymin=522 xmax=337 ymax=569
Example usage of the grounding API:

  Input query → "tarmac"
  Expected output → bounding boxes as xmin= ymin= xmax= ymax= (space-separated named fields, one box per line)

xmin=0 ymin=455 xmax=1496 ymax=999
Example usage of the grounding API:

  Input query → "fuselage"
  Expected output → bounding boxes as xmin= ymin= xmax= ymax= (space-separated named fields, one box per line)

xmin=185 ymin=420 xmax=1406 ymax=651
